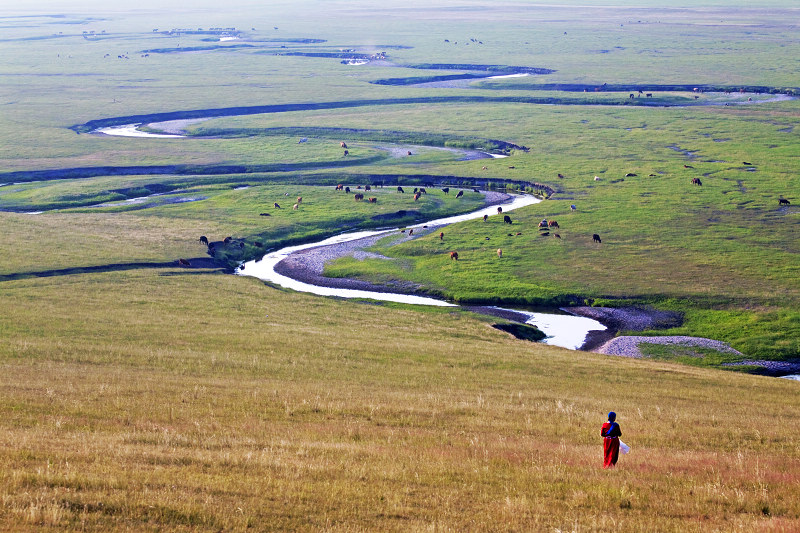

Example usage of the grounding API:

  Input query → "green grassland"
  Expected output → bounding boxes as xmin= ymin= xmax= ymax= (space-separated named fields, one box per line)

xmin=1 ymin=0 xmax=800 ymax=530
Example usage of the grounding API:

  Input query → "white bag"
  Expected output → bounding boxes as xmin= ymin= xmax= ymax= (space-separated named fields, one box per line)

xmin=619 ymin=440 xmax=630 ymax=454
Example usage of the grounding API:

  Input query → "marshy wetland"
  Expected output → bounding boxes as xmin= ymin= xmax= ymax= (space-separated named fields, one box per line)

xmin=1 ymin=1 xmax=799 ymax=530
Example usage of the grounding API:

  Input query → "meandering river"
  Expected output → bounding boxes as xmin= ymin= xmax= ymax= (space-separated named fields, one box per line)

xmin=237 ymin=194 xmax=606 ymax=349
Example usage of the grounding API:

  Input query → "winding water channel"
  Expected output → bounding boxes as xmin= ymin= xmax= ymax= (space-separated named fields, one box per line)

xmin=236 ymin=194 xmax=606 ymax=349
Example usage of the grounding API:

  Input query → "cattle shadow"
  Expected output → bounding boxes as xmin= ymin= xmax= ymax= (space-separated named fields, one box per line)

xmin=0 ymin=259 xmax=225 ymax=282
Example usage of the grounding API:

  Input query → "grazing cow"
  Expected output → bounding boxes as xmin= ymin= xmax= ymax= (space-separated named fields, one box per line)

xmin=593 ymin=234 xmax=602 ymax=243
xmin=368 ymin=197 xmax=377 ymax=203
xmin=483 ymin=214 xmax=488 ymax=222
xmin=504 ymin=215 xmax=512 ymax=224
xmin=340 ymin=142 xmax=347 ymax=148
xmin=414 ymin=192 xmax=421 ymax=201
xmin=178 ymin=258 xmax=191 ymax=267
xmin=293 ymin=203 xmax=299 ymax=210
xmin=224 ymin=236 xmax=232 ymax=244
xmin=408 ymin=229 xmax=414 ymax=235
xmin=296 ymin=196 xmax=302 ymax=203
xmin=456 ymin=190 xmax=464 ymax=198
xmin=397 ymin=186 xmax=405 ymax=193
xmin=345 ymin=187 xmax=351 ymax=193
xmin=199 ymin=235 xmax=209 ymax=246
xmin=439 ymin=232 xmax=444 ymax=241
xmin=646 ymin=93 xmax=653 ymax=97
xmin=336 ymin=184 xmax=343 ymax=190
xmin=594 ymin=176 xmax=601 ymax=181
xmin=354 ymin=193 xmax=364 ymax=201
xmin=482 ymin=166 xmax=488 ymax=170
xmin=508 ymin=166 xmax=515 ymax=169
xmin=365 ymin=185 xmax=371 ymax=191
xmin=413 ymin=188 xmax=418 ymax=194
xmin=694 ymin=95 xmax=700 ymax=100
xmin=259 ymin=212 xmax=270 ymax=216
xmin=548 ymin=220 xmax=559 ymax=229
xmin=356 ymin=185 xmax=362 ymax=189
xmin=497 ymin=206 xmax=503 ymax=214
xmin=419 ymin=188 xmax=427 ymax=194
xmin=274 ymin=202 xmax=281 ymax=208
xmin=691 ymin=177 xmax=702 ymax=186
xmin=473 ymin=188 xmax=480 ymax=193
xmin=407 ymin=151 xmax=412 ymax=156
xmin=553 ymin=233 xmax=561 ymax=239
xmin=538 ymin=219 xmax=548 ymax=229
xmin=343 ymin=150 xmax=349 ymax=156
xmin=778 ymin=198 xmax=790 ymax=205
xmin=497 ymin=249 xmax=502 ymax=257
xmin=629 ymin=93 xmax=635 ymax=99
xmin=558 ymin=173 xmax=565 ymax=179
xmin=570 ymin=204 xmax=577 ymax=211
xmin=442 ymin=187 xmax=450 ymax=194
xmin=450 ymin=251 xmax=458 ymax=260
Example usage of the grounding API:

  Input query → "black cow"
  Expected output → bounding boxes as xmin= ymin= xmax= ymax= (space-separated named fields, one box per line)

xmin=592 ymin=234 xmax=602 ymax=243
xmin=503 ymin=215 xmax=512 ymax=224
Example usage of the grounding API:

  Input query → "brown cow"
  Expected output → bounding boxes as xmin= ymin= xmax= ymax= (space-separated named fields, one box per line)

xmin=548 ymin=220 xmax=559 ymax=229
xmin=368 ymin=197 xmax=377 ymax=203
xmin=553 ymin=233 xmax=561 ymax=239
xmin=691 ymin=177 xmax=702 ymax=186
xmin=336 ymin=184 xmax=343 ymax=190
xmin=354 ymin=193 xmax=364 ymax=201
xmin=450 ymin=251 xmax=459 ymax=260
xmin=296 ymin=196 xmax=302 ymax=203
xmin=340 ymin=142 xmax=347 ymax=148
xmin=414 ymin=192 xmax=421 ymax=201
xmin=483 ymin=214 xmax=488 ymax=222
xmin=439 ymin=232 xmax=444 ymax=241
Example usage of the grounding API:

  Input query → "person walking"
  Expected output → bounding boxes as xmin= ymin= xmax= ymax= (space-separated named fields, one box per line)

xmin=601 ymin=411 xmax=622 ymax=468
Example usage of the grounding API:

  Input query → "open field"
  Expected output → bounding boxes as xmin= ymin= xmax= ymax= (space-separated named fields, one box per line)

xmin=1 ymin=0 xmax=799 ymax=530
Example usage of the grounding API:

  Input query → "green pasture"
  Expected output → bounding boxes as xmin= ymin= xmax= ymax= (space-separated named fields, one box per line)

xmin=1 ymin=2 xmax=800 ymax=529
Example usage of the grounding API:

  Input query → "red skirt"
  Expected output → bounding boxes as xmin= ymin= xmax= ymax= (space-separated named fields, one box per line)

xmin=603 ymin=437 xmax=620 ymax=468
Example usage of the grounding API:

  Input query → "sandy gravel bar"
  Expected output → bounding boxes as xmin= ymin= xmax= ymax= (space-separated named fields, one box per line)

xmin=596 ymin=335 xmax=744 ymax=358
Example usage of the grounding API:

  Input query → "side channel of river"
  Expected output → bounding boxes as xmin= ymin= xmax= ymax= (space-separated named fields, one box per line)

xmin=237 ymin=194 xmax=606 ymax=350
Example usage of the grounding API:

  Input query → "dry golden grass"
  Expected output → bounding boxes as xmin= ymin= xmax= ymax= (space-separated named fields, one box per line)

xmin=1 ymin=270 xmax=799 ymax=531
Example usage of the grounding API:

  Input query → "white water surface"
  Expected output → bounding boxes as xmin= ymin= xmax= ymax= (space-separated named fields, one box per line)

xmin=95 ymin=123 xmax=184 ymax=138
xmin=238 ymin=194 xmax=606 ymax=348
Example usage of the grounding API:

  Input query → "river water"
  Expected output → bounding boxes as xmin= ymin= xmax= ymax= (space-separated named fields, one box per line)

xmin=237 ymin=194 xmax=606 ymax=349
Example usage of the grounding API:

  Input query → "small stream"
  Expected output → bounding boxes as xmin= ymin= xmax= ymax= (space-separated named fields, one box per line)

xmin=237 ymin=194 xmax=606 ymax=349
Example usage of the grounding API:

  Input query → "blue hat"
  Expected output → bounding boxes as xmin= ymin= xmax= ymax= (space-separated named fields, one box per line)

xmin=608 ymin=411 xmax=616 ymax=421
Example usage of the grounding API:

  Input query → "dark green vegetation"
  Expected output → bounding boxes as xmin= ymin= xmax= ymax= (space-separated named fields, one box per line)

xmin=1 ymin=1 xmax=799 ymax=529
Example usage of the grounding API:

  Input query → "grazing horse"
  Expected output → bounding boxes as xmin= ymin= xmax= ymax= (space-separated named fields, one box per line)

xmin=439 ymin=232 xmax=444 ymax=241
xmin=497 ymin=248 xmax=502 ymax=257
xmin=368 ymin=197 xmax=377 ymax=203
xmin=456 ymin=190 xmax=464 ymax=198
xmin=449 ymin=251 xmax=458 ymax=260
xmin=178 ymin=258 xmax=191 ymax=267
xmin=442 ymin=187 xmax=450 ymax=194
xmin=779 ymin=198 xmax=791 ymax=205
xmin=397 ymin=186 xmax=404 ymax=193
xmin=691 ymin=177 xmax=702 ymax=186
xmin=340 ymin=142 xmax=347 ymax=148
xmin=483 ymin=214 xmax=488 ymax=222
xmin=503 ymin=215 xmax=512 ymax=224
xmin=199 ymin=235 xmax=209 ymax=246
xmin=593 ymin=234 xmax=602 ymax=243
xmin=274 ymin=202 xmax=281 ymax=208
xmin=548 ymin=220 xmax=559 ymax=229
